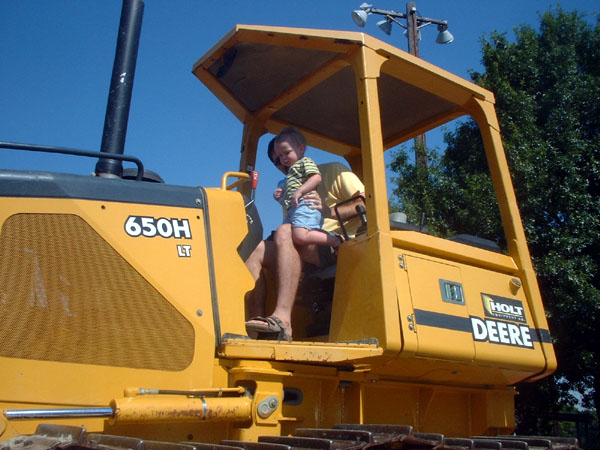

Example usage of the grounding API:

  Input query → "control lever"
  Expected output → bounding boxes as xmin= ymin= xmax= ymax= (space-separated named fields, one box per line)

xmin=355 ymin=204 xmax=367 ymax=236
xmin=333 ymin=194 xmax=367 ymax=241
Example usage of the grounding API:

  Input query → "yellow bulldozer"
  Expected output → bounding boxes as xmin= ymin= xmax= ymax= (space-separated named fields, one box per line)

xmin=0 ymin=1 xmax=575 ymax=449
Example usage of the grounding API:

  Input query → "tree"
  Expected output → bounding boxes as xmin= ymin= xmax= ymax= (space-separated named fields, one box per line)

xmin=389 ymin=6 xmax=600 ymax=438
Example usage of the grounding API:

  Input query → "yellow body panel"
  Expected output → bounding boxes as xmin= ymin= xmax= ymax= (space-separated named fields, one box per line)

xmin=0 ymin=189 xmax=251 ymax=441
xmin=204 ymin=187 xmax=256 ymax=339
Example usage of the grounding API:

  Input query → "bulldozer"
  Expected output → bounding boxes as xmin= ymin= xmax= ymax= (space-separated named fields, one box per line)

xmin=0 ymin=1 xmax=576 ymax=449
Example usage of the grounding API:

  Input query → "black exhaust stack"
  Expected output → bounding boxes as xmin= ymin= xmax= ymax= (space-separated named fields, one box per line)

xmin=95 ymin=0 xmax=144 ymax=178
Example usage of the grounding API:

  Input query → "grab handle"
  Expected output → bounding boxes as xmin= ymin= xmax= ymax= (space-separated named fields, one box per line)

xmin=220 ymin=171 xmax=250 ymax=191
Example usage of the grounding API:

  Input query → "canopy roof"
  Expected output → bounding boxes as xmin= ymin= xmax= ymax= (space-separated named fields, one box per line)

xmin=193 ymin=25 xmax=493 ymax=158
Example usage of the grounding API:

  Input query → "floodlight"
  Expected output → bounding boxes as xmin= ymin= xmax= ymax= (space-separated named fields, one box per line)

xmin=435 ymin=23 xmax=454 ymax=44
xmin=376 ymin=18 xmax=392 ymax=35
xmin=352 ymin=9 xmax=369 ymax=27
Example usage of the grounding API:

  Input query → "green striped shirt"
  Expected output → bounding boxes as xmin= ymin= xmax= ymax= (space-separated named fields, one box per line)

xmin=283 ymin=156 xmax=320 ymax=210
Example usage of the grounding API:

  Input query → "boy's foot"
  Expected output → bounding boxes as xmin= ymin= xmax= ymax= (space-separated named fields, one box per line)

xmin=331 ymin=233 xmax=346 ymax=248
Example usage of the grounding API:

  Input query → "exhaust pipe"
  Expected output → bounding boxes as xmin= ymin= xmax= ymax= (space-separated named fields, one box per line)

xmin=95 ymin=0 xmax=145 ymax=178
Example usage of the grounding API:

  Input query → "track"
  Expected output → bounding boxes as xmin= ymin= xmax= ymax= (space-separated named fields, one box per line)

xmin=0 ymin=423 xmax=581 ymax=450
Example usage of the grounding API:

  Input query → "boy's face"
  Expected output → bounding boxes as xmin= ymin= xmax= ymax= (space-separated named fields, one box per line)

xmin=272 ymin=156 xmax=287 ymax=175
xmin=275 ymin=139 xmax=305 ymax=168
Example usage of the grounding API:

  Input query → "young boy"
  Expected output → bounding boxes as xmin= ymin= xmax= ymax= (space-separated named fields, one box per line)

xmin=275 ymin=127 xmax=342 ymax=248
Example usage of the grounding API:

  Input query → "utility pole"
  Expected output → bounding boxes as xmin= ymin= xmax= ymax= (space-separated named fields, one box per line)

xmin=405 ymin=2 xmax=427 ymax=169
xmin=351 ymin=2 xmax=453 ymax=169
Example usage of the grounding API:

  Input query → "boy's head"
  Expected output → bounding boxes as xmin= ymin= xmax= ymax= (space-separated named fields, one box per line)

xmin=274 ymin=127 xmax=307 ymax=167
xmin=275 ymin=127 xmax=306 ymax=152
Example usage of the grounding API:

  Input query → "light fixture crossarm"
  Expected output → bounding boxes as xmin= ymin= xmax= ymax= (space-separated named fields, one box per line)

xmin=351 ymin=3 xmax=453 ymax=45
xmin=360 ymin=7 xmax=448 ymax=28
xmin=386 ymin=15 xmax=407 ymax=30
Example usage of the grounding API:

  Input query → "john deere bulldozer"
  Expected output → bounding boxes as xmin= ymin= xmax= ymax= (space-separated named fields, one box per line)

xmin=1 ymin=1 xmax=575 ymax=449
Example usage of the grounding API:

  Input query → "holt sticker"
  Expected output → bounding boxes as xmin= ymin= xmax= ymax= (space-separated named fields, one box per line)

xmin=482 ymin=293 xmax=526 ymax=323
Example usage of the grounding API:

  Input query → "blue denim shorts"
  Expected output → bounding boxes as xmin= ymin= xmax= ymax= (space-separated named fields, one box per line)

xmin=287 ymin=199 xmax=323 ymax=230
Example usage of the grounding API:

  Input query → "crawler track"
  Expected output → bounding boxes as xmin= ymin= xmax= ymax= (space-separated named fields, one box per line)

xmin=0 ymin=424 xmax=581 ymax=450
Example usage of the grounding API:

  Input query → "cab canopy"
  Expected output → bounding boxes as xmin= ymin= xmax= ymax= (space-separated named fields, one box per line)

xmin=191 ymin=24 xmax=516 ymax=271
xmin=192 ymin=24 xmax=491 ymax=170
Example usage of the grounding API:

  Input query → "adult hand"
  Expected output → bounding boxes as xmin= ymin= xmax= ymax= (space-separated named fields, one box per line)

xmin=303 ymin=191 xmax=326 ymax=214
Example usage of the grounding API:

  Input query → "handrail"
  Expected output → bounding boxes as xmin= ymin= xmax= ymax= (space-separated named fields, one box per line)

xmin=220 ymin=171 xmax=250 ymax=190
xmin=0 ymin=141 xmax=145 ymax=181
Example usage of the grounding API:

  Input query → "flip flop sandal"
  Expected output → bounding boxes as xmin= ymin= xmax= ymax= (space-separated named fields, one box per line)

xmin=245 ymin=315 xmax=291 ymax=341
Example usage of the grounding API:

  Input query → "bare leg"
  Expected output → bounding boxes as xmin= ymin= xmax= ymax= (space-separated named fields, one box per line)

xmin=269 ymin=223 xmax=301 ymax=338
xmin=292 ymin=227 xmax=341 ymax=247
xmin=244 ymin=239 xmax=276 ymax=320
xmin=246 ymin=223 xmax=300 ymax=338
xmin=298 ymin=244 xmax=321 ymax=267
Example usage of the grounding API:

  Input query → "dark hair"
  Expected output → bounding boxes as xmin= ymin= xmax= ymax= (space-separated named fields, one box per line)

xmin=275 ymin=126 xmax=306 ymax=150
xmin=267 ymin=137 xmax=277 ymax=163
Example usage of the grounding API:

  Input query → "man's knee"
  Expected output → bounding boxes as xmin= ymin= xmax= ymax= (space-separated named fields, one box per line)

xmin=274 ymin=223 xmax=293 ymax=246
xmin=245 ymin=240 xmax=266 ymax=280
xmin=246 ymin=240 xmax=265 ymax=264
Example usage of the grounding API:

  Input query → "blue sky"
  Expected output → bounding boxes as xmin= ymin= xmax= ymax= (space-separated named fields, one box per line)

xmin=1 ymin=1 xmax=597 ymax=235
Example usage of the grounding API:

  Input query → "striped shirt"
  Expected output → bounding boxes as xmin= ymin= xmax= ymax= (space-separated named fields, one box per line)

xmin=283 ymin=156 xmax=320 ymax=210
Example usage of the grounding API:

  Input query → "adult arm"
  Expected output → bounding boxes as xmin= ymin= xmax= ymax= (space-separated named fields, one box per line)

xmin=303 ymin=189 xmax=363 ymax=219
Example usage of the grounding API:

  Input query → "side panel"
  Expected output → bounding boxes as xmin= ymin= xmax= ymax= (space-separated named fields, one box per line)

xmin=404 ymin=255 xmax=475 ymax=361
xmin=203 ymin=187 xmax=256 ymax=341
xmin=388 ymin=232 xmax=551 ymax=386
xmin=0 ymin=172 xmax=249 ymax=442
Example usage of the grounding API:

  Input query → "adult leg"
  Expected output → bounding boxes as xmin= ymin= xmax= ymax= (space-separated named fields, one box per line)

xmin=244 ymin=239 xmax=276 ymax=320
xmin=246 ymin=223 xmax=300 ymax=339
xmin=270 ymin=223 xmax=302 ymax=338
xmin=298 ymin=243 xmax=321 ymax=267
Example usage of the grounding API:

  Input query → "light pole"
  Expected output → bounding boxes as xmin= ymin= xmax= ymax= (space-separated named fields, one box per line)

xmin=351 ymin=2 xmax=453 ymax=168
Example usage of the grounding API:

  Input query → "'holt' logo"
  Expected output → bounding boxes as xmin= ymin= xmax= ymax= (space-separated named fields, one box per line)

xmin=482 ymin=293 xmax=526 ymax=323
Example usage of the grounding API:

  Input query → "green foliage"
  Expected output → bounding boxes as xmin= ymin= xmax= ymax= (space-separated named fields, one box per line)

xmin=389 ymin=137 xmax=502 ymax=242
xmin=388 ymin=6 xmax=600 ymax=438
